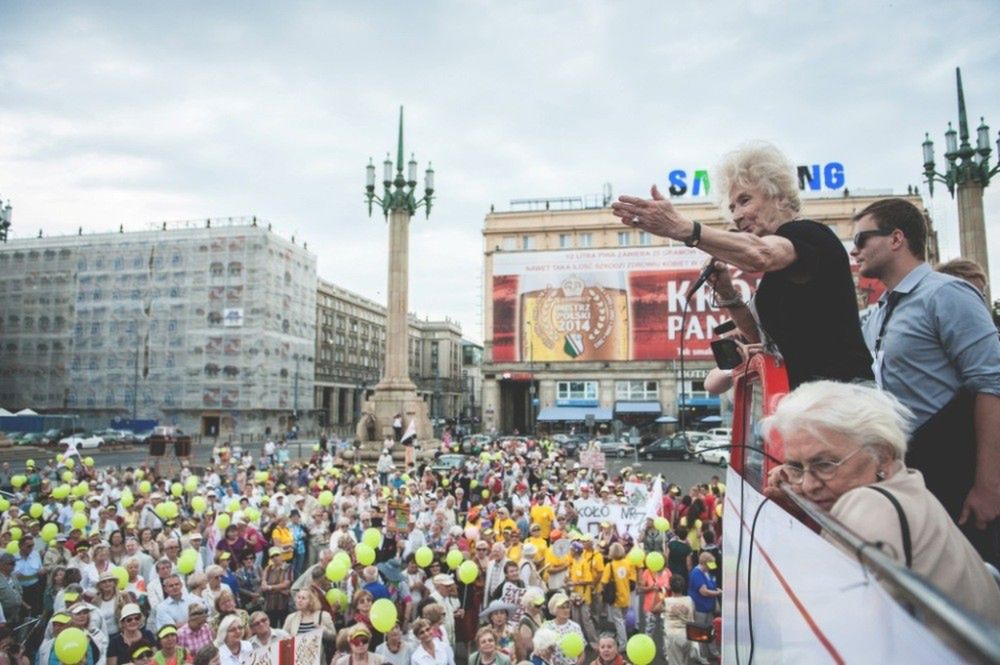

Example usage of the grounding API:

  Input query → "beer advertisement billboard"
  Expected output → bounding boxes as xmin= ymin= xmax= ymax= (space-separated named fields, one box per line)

xmin=491 ymin=245 xmax=882 ymax=363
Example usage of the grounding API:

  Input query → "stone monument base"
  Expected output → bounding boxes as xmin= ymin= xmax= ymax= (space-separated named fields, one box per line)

xmin=355 ymin=384 xmax=433 ymax=446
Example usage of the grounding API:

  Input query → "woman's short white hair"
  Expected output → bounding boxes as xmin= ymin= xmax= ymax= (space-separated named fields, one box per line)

xmin=761 ymin=381 xmax=911 ymax=460
xmin=532 ymin=627 xmax=559 ymax=653
xmin=715 ymin=141 xmax=801 ymax=214
xmin=215 ymin=614 xmax=243 ymax=646
xmin=520 ymin=586 xmax=545 ymax=609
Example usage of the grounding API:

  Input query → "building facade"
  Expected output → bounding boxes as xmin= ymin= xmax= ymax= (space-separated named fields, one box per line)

xmin=462 ymin=340 xmax=484 ymax=424
xmin=480 ymin=193 xmax=935 ymax=435
xmin=314 ymin=281 xmax=469 ymax=432
xmin=0 ymin=219 xmax=317 ymax=438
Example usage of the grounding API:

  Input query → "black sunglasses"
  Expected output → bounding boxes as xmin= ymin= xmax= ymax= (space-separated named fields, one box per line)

xmin=853 ymin=228 xmax=894 ymax=249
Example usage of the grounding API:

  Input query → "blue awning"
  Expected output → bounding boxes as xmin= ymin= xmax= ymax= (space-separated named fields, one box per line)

xmin=614 ymin=401 xmax=662 ymax=414
xmin=537 ymin=406 xmax=613 ymax=422
xmin=655 ymin=415 xmax=679 ymax=424
xmin=678 ymin=396 xmax=721 ymax=407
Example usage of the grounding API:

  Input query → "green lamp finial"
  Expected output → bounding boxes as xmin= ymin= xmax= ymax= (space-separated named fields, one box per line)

xmin=397 ymin=105 xmax=404 ymax=174
xmin=956 ymin=67 xmax=970 ymax=146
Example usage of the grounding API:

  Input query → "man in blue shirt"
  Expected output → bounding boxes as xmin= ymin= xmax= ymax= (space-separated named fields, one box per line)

xmin=852 ymin=198 xmax=1000 ymax=564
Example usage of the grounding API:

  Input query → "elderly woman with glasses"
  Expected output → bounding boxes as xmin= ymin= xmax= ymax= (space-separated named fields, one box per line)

xmin=106 ymin=603 xmax=155 ymax=665
xmin=764 ymin=381 xmax=1000 ymax=625
xmin=612 ymin=142 xmax=872 ymax=389
xmin=215 ymin=614 xmax=253 ymax=665
xmin=409 ymin=618 xmax=455 ymax=665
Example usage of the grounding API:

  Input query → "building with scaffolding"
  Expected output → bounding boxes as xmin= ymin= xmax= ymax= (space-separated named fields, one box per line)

xmin=0 ymin=218 xmax=316 ymax=438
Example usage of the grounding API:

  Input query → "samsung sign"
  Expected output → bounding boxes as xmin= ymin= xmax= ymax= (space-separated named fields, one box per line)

xmin=667 ymin=162 xmax=846 ymax=197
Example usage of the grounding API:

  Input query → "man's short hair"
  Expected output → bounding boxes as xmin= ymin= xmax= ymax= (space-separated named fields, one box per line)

xmin=853 ymin=197 xmax=927 ymax=260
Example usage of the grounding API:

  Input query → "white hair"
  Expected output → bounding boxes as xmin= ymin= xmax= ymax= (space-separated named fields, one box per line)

xmin=215 ymin=614 xmax=243 ymax=646
xmin=761 ymin=381 xmax=911 ymax=461
xmin=715 ymin=141 xmax=801 ymax=214
xmin=532 ymin=627 xmax=559 ymax=653
xmin=520 ymin=586 xmax=545 ymax=609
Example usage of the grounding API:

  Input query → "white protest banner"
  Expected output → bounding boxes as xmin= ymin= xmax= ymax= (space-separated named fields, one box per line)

xmin=249 ymin=629 xmax=322 ymax=665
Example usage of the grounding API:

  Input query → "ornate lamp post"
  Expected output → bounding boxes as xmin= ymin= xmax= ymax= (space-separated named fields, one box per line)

xmin=922 ymin=67 xmax=999 ymax=297
xmin=0 ymin=198 xmax=12 ymax=243
xmin=358 ymin=106 xmax=435 ymax=446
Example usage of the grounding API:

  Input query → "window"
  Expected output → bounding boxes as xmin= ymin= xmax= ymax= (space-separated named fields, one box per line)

xmin=502 ymin=237 xmax=516 ymax=251
xmin=616 ymin=380 xmax=659 ymax=400
xmin=579 ymin=233 xmax=593 ymax=248
xmin=638 ymin=231 xmax=652 ymax=246
xmin=522 ymin=235 xmax=534 ymax=250
xmin=556 ymin=381 xmax=598 ymax=402
xmin=559 ymin=234 xmax=572 ymax=249
xmin=677 ymin=379 xmax=708 ymax=400
xmin=618 ymin=231 xmax=631 ymax=246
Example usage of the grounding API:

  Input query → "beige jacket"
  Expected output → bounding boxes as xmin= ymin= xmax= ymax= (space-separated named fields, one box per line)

xmin=830 ymin=466 xmax=1000 ymax=626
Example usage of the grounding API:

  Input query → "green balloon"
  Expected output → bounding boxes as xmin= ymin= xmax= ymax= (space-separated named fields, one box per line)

xmin=361 ymin=528 xmax=381 ymax=549
xmin=333 ymin=550 xmax=352 ymax=570
xmin=458 ymin=559 xmax=480 ymax=585
xmin=445 ymin=549 xmax=463 ymax=570
xmin=646 ymin=551 xmax=665 ymax=572
xmin=627 ymin=546 xmax=645 ymax=567
xmin=41 ymin=523 xmax=60 ymax=542
xmin=654 ymin=516 xmax=670 ymax=532
xmin=177 ymin=549 xmax=199 ymax=575
xmin=370 ymin=597 xmax=398 ymax=633
xmin=54 ymin=627 xmax=89 ymax=664
xmin=560 ymin=632 xmax=585 ymax=659
xmin=328 ymin=588 xmax=348 ymax=610
xmin=415 ymin=546 xmax=433 ymax=568
xmin=326 ymin=559 xmax=349 ymax=582
xmin=355 ymin=543 xmax=376 ymax=566
xmin=70 ymin=513 xmax=87 ymax=531
xmin=626 ymin=634 xmax=656 ymax=665
xmin=191 ymin=496 xmax=207 ymax=514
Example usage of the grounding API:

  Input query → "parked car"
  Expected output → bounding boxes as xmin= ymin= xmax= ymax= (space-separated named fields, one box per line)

xmin=704 ymin=427 xmax=732 ymax=441
xmin=16 ymin=432 xmax=45 ymax=446
xmin=676 ymin=431 xmax=715 ymax=453
xmin=59 ymin=433 xmax=105 ymax=449
xmin=93 ymin=429 xmax=137 ymax=445
xmin=551 ymin=433 xmax=586 ymax=456
xmin=431 ymin=453 xmax=469 ymax=473
xmin=592 ymin=435 xmax=635 ymax=457
xmin=459 ymin=434 xmax=492 ymax=453
xmin=637 ymin=435 xmax=692 ymax=461
xmin=697 ymin=447 xmax=731 ymax=467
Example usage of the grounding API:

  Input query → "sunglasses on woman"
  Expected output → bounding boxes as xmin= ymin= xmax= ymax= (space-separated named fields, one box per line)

xmin=350 ymin=636 xmax=370 ymax=646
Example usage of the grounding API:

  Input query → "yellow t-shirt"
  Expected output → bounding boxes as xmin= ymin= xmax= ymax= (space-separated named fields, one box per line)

xmin=601 ymin=558 xmax=635 ymax=608
xmin=568 ymin=555 xmax=595 ymax=603
xmin=544 ymin=549 xmax=571 ymax=581
xmin=529 ymin=504 xmax=555 ymax=539
xmin=506 ymin=543 xmax=523 ymax=563
xmin=494 ymin=518 xmax=518 ymax=540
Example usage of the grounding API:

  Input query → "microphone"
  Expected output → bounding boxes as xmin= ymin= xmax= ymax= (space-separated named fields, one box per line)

xmin=685 ymin=262 xmax=717 ymax=300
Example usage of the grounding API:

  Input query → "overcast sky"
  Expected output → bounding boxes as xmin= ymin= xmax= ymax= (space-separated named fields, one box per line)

xmin=2 ymin=1 xmax=998 ymax=343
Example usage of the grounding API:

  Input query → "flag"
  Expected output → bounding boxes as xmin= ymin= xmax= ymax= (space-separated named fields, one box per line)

xmin=563 ymin=333 xmax=583 ymax=358
xmin=249 ymin=629 xmax=322 ymax=665
xmin=401 ymin=417 xmax=417 ymax=443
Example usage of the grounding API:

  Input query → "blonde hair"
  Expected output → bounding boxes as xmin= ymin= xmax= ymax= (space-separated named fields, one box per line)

xmin=715 ymin=141 xmax=801 ymax=215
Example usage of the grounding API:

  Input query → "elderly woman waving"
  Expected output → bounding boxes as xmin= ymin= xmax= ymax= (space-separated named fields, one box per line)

xmin=612 ymin=142 xmax=872 ymax=388
xmin=763 ymin=381 xmax=1000 ymax=625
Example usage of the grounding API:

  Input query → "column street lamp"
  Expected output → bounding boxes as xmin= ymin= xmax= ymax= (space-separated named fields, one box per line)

xmin=921 ymin=67 xmax=999 ymax=296
xmin=0 ymin=198 xmax=12 ymax=243
xmin=366 ymin=107 xmax=435 ymax=219
xmin=360 ymin=106 xmax=435 ymax=446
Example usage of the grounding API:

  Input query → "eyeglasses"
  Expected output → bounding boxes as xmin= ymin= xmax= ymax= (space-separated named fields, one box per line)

xmin=123 ymin=615 xmax=142 ymax=623
xmin=350 ymin=636 xmax=371 ymax=646
xmin=852 ymin=228 xmax=894 ymax=249
xmin=783 ymin=448 xmax=867 ymax=485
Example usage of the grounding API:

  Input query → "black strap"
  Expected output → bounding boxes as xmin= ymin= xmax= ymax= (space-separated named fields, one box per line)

xmin=874 ymin=291 xmax=904 ymax=355
xmin=867 ymin=485 xmax=912 ymax=568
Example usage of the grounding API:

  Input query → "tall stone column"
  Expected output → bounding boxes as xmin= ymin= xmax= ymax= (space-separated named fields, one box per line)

xmin=956 ymin=182 xmax=991 ymax=300
xmin=379 ymin=208 xmax=417 ymax=391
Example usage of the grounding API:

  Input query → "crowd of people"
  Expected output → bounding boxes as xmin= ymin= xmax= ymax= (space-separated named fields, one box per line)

xmin=0 ymin=434 xmax=726 ymax=665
